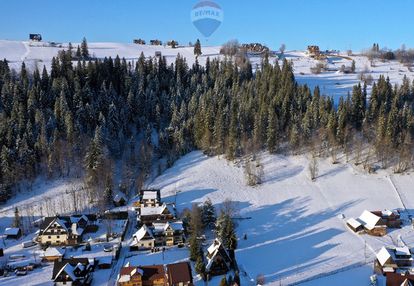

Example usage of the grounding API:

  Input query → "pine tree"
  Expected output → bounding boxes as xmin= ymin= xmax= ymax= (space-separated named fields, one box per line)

xmin=194 ymin=39 xmax=202 ymax=57
xmin=195 ymin=255 xmax=205 ymax=274
xmin=219 ymin=276 xmax=228 ymax=286
xmin=351 ymin=60 xmax=356 ymax=73
xmin=201 ymin=198 xmax=216 ymax=228
xmin=81 ymin=37 xmax=89 ymax=59
xmin=13 ymin=207 xmax=22 ymax=229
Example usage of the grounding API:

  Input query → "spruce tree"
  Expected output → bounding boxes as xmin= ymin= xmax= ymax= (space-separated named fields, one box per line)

xmin=81 ymin=37 xmax=89 ymax=59
xmin=194 ymin=39 xmax=202 ymax=57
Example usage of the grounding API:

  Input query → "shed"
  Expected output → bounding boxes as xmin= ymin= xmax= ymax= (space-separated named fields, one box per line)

xmin=40 ymin=247 xmax=65 ymax=262
xmin=4 ymin=227 xmax=22 ymax=239
xmin=346 ymin=218 xmax=363 ymax=232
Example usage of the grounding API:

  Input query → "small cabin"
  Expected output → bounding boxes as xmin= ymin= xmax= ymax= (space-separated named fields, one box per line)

xmin=155 ymin=51 xmax=162 ymax=57
xmin=4 ymin=227 xmax=22 ymax=239
xmin=29 ymin=34 xmax=42 ymax=42
xmin=150 ymin=39 xmax=162 ymax=46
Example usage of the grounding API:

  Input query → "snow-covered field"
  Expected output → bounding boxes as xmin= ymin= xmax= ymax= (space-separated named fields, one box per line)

xmin=147 ymin=151 xmax=414 ymax=285
xmin=1 ymin=40 xmax=413 ymax=101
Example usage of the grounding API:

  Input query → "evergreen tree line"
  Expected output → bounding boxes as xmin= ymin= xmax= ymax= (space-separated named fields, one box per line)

xmin=0 ymin=49 xmax=413 ymax=198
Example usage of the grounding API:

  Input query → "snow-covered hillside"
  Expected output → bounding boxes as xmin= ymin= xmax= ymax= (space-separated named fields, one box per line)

xmin=1 ymin=40 xmax=413 ymax=102
xmin=148 ymin=151 xmax=414 ymax=285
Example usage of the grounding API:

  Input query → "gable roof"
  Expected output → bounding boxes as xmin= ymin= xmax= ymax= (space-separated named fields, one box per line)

xmin=140 ymin=265 xmax=165 ymax=281
xmin=346 ymin=218 xmax=362 ymax=229
xmin=167 ymin=262 xmax=193 ymax=284
xmin=386 ymin=272 xmax=414 ymax=286
xmin=133 ymin=225 xmax=154 ymax=241
xmin=377 ymin=246 xmax=393 ymax=266
xmin=41 ymin=247 xmax=65 ymax=258
xmin=140 ymin=203 xmax=173 ymax=216
xmin=4 ymin=228 xmax=21 ymax=236
xmin=206 ymin=239 xmax=232 ymax=271
xmin=358 ymin=210 xmax=382 ymax=230
xmin=52 ymin=258 xmax=90 ymax=280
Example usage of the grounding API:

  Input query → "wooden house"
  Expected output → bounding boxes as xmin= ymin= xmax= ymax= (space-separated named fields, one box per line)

xmin=38 ymin=215 xmax=92 ymax=246
xmin=130 ymin=225 xmax=155 ymax=251
xmin=117 ymin=264 xmax=166 ymax=286
xmin=140 ymin=189 xmax=161 ymax=207
xmin=4 ymin=227 xmax=22 ymax=239
xmin=166 ymin=262 xmax=193 ymax=286
xmin=205 ymin=239 xmax=233 ymax=276
xmin=139 ymin=203 xmax=175 ymax=225
xmin=375 ymin=246 xmax=413 ymax=275
xmin=386 ymin=272 xmax=414 ymax=286
xmin=371 ymin=210 xmax=402 ymax=228
xmin=40 ymin=247 xmax=66 ymax=262
xmin=152 ymin=221 xmax=184 ymax=247
xmin=358 ymin=210 xmax=387 ymax=236
xmin=52 ymin=258 xmax=93 ymax=286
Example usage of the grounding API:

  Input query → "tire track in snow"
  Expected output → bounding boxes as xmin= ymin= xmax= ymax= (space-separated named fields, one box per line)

xmin=20 ymin=41 xmax=30 ymax=62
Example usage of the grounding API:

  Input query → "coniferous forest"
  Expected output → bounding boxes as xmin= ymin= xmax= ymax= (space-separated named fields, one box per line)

xmin=0 ymin=46 xmax=413 ymax=203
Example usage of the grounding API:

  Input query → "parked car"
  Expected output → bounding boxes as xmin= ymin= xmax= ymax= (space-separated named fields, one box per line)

xmin=103 ymin=244 xmax=113 ymax=252
xmin=22 ymin=241 xmax=36 ymax=248
xmin=15 ymin=268 xmax=27 ymax=276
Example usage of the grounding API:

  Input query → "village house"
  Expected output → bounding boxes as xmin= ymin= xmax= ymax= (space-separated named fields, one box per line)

xmin=131 ymin=221 xmax=184 ymax=250
xmin=29 ymin=33 xmax=42 ymax=41
xmin=130 ymin=224 xmax=155 ymax=251
xmin=166 ymin=262 xmax=193 ymax=286
xmin=371 ymin=210 xmax=402 ymax=228
xmin=52 ymin=257 xmax=94 ymax=286
xmin=386 ymin=272 xmax=414 ymax=286
xmin=152 ymin=221 xmax=184 ymax=247
xmin=117 ymin=264 xmax=166 ymax=286
xmin=139 ymin=203 xmax=175 ymax=225
xmin=347 ymin=210 xmax=387 ymax=236
xmin=140 ymin=189 xmax=162 ymax=207
xmin=375 ymin=246 xmax=413 ymax=275
xmin=40 ymin=247 xmax=66 ymax=262
xmin=38 ymin=215 xmax=93 ymax=246
xmin=205 ymin=239 xmax=233 ymax=276
xmin=307 ymin=45 xmax=321 ymax=58
xmin=4 ymin=227 xmax=22 ymax=239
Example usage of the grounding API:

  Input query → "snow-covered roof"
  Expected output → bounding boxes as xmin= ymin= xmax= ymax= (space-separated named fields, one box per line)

xmin=358 ymin=210 xmax=381 ymax=230
xmin=140 ymin=203 xmax=173 ymax=216
xmin=142 ymin=191 xmax=159 ymax=200
xmin=396 ymin=246 xmax=411 ymax=257
xmin=376 ymin=246 xmax=392 ymax=266
xmin=4 ymin=228 xmax=20 ymax=236
xmin=55 ymin=263 xmax=77 ymax=281
xmin=42 ymin=247 xmax=65 ymax=257
xmin=71 ymin=223 xmax=85 ymax=236
xmin=346 ymin=218 xmax=362 ymax=229
xmin=206 ymin=239 xmax=231 ymax=271
xmin=133 ymin=225 xmax=154 ymax=242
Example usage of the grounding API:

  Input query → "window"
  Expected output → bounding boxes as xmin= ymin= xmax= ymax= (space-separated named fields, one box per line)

xmin=48 ymin=236 xmax=51 ymax=239
xmin=57 ymin=235 xmax=60 ymax=238
xmin=56 ymin=240 xmax=60 ymax=244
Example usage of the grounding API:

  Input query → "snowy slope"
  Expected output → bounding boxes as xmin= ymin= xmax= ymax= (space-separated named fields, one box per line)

xmin=148 ymin=151 xmax=414 ymax=285
xmin=1 ymin=40 xmax=413 ymax=101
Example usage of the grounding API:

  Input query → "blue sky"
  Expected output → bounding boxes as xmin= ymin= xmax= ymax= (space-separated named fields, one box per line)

xmin=0 ymin=0 xmax=413 ymax=51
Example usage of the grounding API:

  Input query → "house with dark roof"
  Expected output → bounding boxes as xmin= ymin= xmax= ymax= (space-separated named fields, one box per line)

xmin=166 ymin=262 xmax=193 ymax=286
xmin=386 ymin=272 xmax=414 ymax=286
xmin=205 ymin=239 xmax=233 ymax=276
xmin=117 ymin=264 xmax=166 ymax=286
xmin=38 ymin=215 xmax=92 ymax=246
xmin=52 ymin=258 xmax=94 ymax=286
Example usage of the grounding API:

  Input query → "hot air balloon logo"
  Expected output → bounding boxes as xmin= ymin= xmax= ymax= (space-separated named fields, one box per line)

xmin=191 ymin=1 xmax=223 ymax=38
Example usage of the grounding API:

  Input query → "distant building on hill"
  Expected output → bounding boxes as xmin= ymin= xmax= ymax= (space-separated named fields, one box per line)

xmin=29 ymin=34 xmax=42 ymax=41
